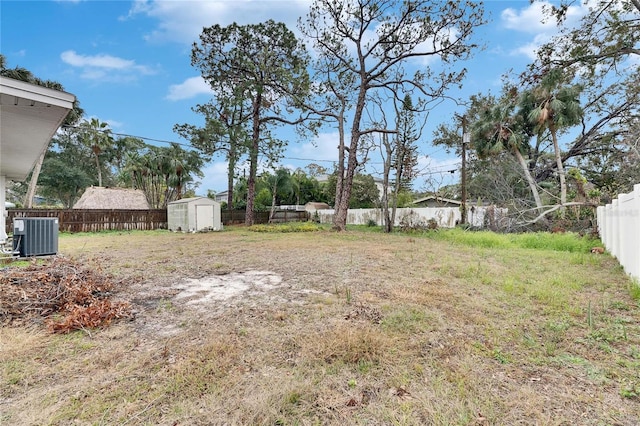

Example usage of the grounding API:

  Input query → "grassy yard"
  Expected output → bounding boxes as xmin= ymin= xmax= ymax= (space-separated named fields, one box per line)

xmin=1 ymin=226 xmax=639 ymax=425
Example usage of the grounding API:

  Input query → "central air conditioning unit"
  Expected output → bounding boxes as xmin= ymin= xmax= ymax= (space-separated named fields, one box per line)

xmin=13 ymin=217 xmax=59 ymax=257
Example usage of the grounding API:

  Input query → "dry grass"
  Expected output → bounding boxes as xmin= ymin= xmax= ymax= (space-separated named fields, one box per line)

xmin=1 ymin=227 xmax=639 ymax=425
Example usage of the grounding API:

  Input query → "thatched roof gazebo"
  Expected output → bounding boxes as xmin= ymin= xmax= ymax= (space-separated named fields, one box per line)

xmin=73 ymin=187 xmax=150 ymax=210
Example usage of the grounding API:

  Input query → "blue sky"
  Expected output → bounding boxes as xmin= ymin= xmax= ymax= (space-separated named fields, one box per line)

xmin=0 ymin=0 xmax=586 ymax=195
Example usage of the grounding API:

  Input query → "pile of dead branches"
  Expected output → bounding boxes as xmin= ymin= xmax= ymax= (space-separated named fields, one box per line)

xmin=0 ymin=257 xmax=132 ymax=333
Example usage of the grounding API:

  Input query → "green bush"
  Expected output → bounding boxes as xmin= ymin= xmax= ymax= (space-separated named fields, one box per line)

xmin=248 ymin=222 xmax=324 ymax=233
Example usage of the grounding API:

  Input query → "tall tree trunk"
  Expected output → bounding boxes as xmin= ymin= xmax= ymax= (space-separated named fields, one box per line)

xmin=24 ymin=150 xmax=46 ymax=208
xmin=333 ymin=85 xmax=366 ymax=231
xmin=94 ymin=152 xmax=102 ymax=187
xmin=391 ymin=143 xmax=407 ymax=229
xmin=513 ymin=148 xmax=543 ymax=211
xmin=269 ymin=174 xmax=279 ymax=222
xmin=246 ymin=97 xmax=261 ymax=226
xmin=227 ymin=145 xmax=236 ymax=210
xmin=550 ymin=123 xmax=567 ymax=213
xmin=381 ymin=133 xmax=393 ymax=233
xmin=334 ymin=111 xmax=346 ymax=216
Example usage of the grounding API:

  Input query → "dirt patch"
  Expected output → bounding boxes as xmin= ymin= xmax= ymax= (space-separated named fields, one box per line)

xmin=173 ymin=270 xmax=283 ymax=307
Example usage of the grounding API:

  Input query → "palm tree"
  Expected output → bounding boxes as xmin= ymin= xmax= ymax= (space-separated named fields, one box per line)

xmin=472 ymin=102 xmax=544 ymax=211
xmin=265 ymin=168 xmax=293 ymax=221
xmin=79 ymin=118 xmax=113 ymax=187
xmin=125 ymin=144 xmax=204 ymax=208
xmin=164 ymin=143 xmax=204 ymax=202
xmin=110 ymin=136 xmax=145 ymax=184
xmin=290 ymin=169 xmax=306 ymax=206
xmin=520 ymin=69 xmax=583 ymax=210
xmin=125 ymin=148 xmax=163 ymax=208
xmin=0 ymin=54 xmax=38 ymax=83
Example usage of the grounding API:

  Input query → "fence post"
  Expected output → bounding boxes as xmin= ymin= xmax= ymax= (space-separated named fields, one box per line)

xmin=596 ymin=206 xmax=604 ymax=241
xmin=604 ymin=203 xmax=613 ymax=253
xmin=619 ymin=191 xmax=634 ymax=274
xmin=611 ymin=199 xmax=620 ymax=260
xmin=631 ymin=184 xmax=640 ymax=282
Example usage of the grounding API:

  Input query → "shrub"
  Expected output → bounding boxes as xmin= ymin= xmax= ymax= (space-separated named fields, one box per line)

xmin=398 ymin=210 xmax=428 ymax=232
xmin=248 ymin=222 xmax=324 ymax=233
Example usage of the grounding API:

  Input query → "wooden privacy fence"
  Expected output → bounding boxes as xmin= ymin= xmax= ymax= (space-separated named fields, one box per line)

xmin=6 ymin=209 xmax=167 ymax=234
xmin=597 ymin=183 xmax=640 ymax=282
xmin=5 ymin=208 xmax=310 ymax=234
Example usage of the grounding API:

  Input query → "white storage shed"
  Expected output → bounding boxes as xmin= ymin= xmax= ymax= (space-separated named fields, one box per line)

xmin=167 ymin=197 xmax=222 ymax=232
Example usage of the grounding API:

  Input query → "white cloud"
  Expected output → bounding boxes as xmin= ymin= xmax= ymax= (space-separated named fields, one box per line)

xmin=124 ymin=0 xmax=311 ymax=44
xmin=77 ymin=116 xmax=124 ymax=135
xmin=501 ymin=1 xmax=587 ymax=59
xmin=197 ymin=161 xmax=229 ymax=193
xmin=62 ymin=50 xmax=133 ymax=70
xmin=166 ymin=76 xmax=213 ymax=101
xmin=501 ymin=1 xmax=558 ymax=35
xmin=509 ymin=34 xmax=551 ymax=60
xmin=60 ymin=50 xmax=157 ymax=81
xmin=197 ymin=157 xmax=285 ymax=194
xmin=104 ymin=119 xmax=124 ymax=131
xmin=291 ymin=131 xmax=340 ymax=162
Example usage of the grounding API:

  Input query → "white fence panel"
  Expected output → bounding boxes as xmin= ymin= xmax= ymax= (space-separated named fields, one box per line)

xmin=597 ymin=183 xmax=640 ymax=282
xmin=315 ymin=206 xmax=506 ymax=229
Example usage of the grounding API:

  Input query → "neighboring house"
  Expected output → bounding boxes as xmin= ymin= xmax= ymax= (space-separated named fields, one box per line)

xmin=316 ymin=174 xmax=387 ymax=201
xmin=413 ymin=195 xmax=492 ymax=208
xmin=0 ymin=76 xmax=75 ymax=243
xmin=278 ymin=204 xmax=307 ymax=211
xmin=213 ymin=190 xmax=229 ymax=203
xmin=304 ymin=202 xmax=331 ymax=213
xmin=73 ymin=187 xmax=150 ymax=210
xmin=373 ymin=177 xmax=387 ymax=200
xmin=412 ymin=195 xmax=462 ymax=208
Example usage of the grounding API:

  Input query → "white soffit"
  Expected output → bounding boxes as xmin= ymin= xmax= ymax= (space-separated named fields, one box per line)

xmin=0 ymin=76 xmax=75 ymax=181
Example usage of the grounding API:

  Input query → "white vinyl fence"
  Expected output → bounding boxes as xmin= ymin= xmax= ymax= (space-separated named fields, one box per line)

xmin=597 ymin=183 xmax=640 ymax=282
xmin=314 ymin=206 xmax=507 ymax=229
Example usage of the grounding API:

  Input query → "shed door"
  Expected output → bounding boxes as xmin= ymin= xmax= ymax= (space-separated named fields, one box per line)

xmin=195 ymin=204 xmax=214 ymax=230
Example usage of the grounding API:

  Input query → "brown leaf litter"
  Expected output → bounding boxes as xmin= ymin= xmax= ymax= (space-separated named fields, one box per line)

xmin=0 ymin=257 xmax=133 ymax=333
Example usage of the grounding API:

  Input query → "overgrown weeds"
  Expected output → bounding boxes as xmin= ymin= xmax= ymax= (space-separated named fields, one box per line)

xmin=248 ymin=221 xmax=326 ymax=233
xmin=421 ymin=228 xmax=599 ymax=252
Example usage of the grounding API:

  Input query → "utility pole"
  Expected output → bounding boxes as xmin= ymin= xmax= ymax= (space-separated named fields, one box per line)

xmin=461 ymin=116 xmax=470 ymax=225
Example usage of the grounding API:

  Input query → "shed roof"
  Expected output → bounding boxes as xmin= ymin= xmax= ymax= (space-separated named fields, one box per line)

xmin=305 ymin=202 xmax=331 ymax=210
xmin=73 ymin=187 xmax=150 ymax=209
xmin=168 ymin=197 xmax=220 ymax=205
xmin=412 ymin=195 xmax=462 ymax=206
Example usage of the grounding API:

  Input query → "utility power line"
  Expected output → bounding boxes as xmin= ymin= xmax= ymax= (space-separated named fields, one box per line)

xmin=60 ymin=124 xmax=461 ymax=175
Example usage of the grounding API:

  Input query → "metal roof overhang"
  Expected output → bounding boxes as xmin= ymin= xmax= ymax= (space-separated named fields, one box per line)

xmin=0 ymin=76 xmax=75 ymax=181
